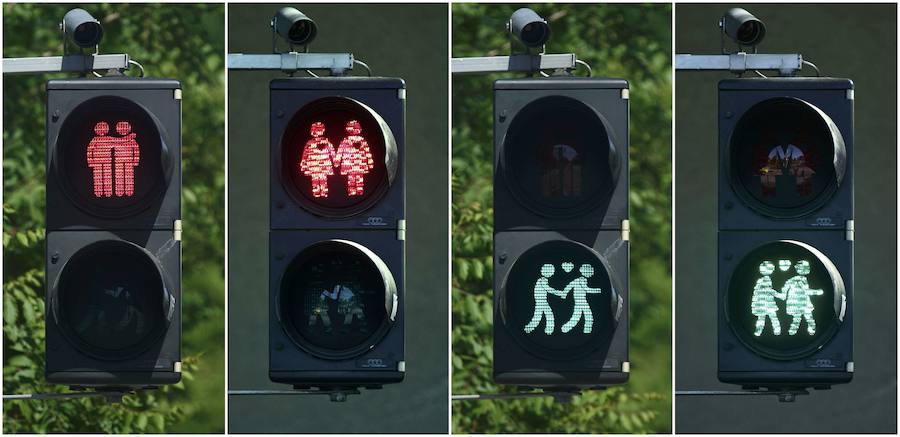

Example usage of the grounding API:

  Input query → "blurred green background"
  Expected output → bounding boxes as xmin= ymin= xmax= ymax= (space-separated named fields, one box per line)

xmin=3 ymin=3 xmax=224 ymax=433
xmin=452 ymin=3 xmax=672 ymax=434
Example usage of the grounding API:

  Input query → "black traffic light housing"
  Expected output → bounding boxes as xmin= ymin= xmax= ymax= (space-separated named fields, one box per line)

xmin=718 ymin=78 xmax=854 ymax=388
xmin=493 ymin=77 xmax=630 ymax=388
xmin=269 ymin=77 xmax=406 ymax=389
xmin=44 ymin=78 xmax=182 ymax=387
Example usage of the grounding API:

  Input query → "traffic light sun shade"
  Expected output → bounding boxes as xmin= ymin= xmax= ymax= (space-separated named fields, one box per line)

xmin=281 ymin=96 xmax=397 ymax=218
xmin=728 ymin=96 xmax=846 ymax=219
xmin=725 ymin=240 xmax=845 ymax=361
xmin=278 ymin=239 xmax=396 ymax=360
xmin=54 ymin=240 xmax=172 ymax=361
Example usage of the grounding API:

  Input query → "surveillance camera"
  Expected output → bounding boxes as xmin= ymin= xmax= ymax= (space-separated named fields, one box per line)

xmin=273 ymin=7 xmax=317 ymax=46
xmin=509 ymin=8 xmax=550 ymax=48
xmin=721 ymin=8 xmax=766 ymax=47
xmin=63 ymin=8 xmax=103 ymax=48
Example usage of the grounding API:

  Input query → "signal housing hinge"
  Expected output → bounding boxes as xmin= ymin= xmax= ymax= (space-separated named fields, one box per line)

xmin=845 ymin=219 xmax=854 ymax=241
xmin=621 ymin=219 xmax=630 ymax=241
xmin=174 ymin=220 xmax=183 ymax=241
xmin=397 ymin=219 xmax=406 ymax=241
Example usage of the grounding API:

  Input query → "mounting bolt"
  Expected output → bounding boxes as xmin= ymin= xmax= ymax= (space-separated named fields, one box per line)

xmin=724 ymin=253 xmax=733 ymax=261
xmin=499 ymin=110 xmax=508 ymax=123
xmin=778 ymin=393 xmax=796 ymax=403
xmin=724 ymin=111 xmax=733 ymax=119
xmin=51 ymin=253 xmax=60 ymax=264
xmin=52 ymin=110 xmax=60 ymax=122
xmin=498 ymin=253 xmax=508 ymax=264
xmin=330 ymin=392 xmax=348 ymax=402
xmin=276 ymin=110 xmax=285 ymax=118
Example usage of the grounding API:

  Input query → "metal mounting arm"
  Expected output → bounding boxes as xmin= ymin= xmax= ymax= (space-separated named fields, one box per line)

xmin=451 ymin=53 xmax=577 ymax=75
xmin=227 ymin=52 xmax=354 ymax=75
xmin=675 ymin=53 xmax=803 ymax=76
xmin=3 ymin=54 xmax=130 ymax=75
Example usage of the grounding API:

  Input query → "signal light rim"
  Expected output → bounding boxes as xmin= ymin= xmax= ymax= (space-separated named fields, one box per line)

xmin=50 ymin=239 xmax=174 ymax=361
xmin=499 ymin=94 xmax=621 ymax=219
xmin=497 ymin=239 xmax=622 ymax=361
xmin=725 ymin=96 xmax=847 ymax=220
xmin=51 ymin=94 xmax=173 ymax=219
xmin=278 ymin=96 xmax=399 ymax=219
xmin=275 ymin=239 xmax=398 ymax=360
xmin=723 ymin=239 xmax=846 ymax=361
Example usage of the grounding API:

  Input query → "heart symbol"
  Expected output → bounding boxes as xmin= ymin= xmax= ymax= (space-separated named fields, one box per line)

xmin=561 ymin=262 xmax=574 ymax=273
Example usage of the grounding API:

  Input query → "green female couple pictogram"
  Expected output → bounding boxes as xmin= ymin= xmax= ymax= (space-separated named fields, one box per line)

xmin=751 ymin=259 xmax=823 ymax=337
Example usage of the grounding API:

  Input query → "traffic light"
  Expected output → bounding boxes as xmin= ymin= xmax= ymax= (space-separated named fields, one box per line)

xmin=269 ymin=77 xmax=405 ymax=389
xmin=44 ymin=78 xmax=182 ymax=387
xmin=718 ymin=78 xmax=854 ymax=388
xmin=492 ymin=77 xmax=630 ymax=388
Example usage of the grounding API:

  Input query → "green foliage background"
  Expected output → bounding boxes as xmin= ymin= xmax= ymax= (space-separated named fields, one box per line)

xmin=3 ymin=3 xmax=225 ymax=433
xmin=452 ymin=3 xmax=672 ymax=433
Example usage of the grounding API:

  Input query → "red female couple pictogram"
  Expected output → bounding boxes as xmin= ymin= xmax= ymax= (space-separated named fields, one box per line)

xmin=86 ymin=121 xmax=140 ymax=198
xmin=299 ymin=120 xmax=375 ymax=198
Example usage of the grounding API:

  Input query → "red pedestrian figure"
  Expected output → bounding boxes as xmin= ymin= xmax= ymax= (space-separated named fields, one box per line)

xmin=86 ymin=121 xmax=140 ymax=198
xmin=299 ymin=122 xmax=336 ymax=198
xmin=335 ymin=120 xmax=375 ymax=197
xmin=86 ymin=122 xmax=116 ymax=197
xmin=113 ymin=121 xmax=140 ymax=197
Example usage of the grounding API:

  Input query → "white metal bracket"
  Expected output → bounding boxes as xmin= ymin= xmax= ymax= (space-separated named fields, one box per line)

xmin=3 ymin=54 xmax=130 ymax=75
xmin=451 ymin=53 xmax=577 ymax=75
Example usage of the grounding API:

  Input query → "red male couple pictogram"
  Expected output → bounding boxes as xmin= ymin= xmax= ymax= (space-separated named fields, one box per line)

xmin=86 ymin=121 xmax=140 ymax=198
xmin=299 ymin=120 xmax=375 ymax=198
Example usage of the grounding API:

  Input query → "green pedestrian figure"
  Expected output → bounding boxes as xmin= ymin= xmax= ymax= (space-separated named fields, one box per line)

xmin=781 ymin=260 xmax=824 ymax=335
xmin=751 ymin=260 xmax=785 ymax=336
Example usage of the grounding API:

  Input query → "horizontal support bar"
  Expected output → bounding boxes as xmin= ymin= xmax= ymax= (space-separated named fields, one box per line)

xmin=3 ymin=54 xmax=130 ymax=75
xmin=451 ymin=53 xmax=577 ymax=74
xmin=675 ymin=389 xmax=809 ymax=402
xmin=227 ymin=52 xmax=354 ymax=73
xmin=675 ymin=53 xmax=803 ymax=74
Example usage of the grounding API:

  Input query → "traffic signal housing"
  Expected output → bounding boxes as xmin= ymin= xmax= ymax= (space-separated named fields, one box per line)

xmin=269 ymin=77 xmax=406 ymax=389
xmin=718 ymin=78 xmax=854 ymax=388
xmin=492 ymin=77 xmax=630 ymax=388
xmin=44 ymin=78 xmax=182 ymax=387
